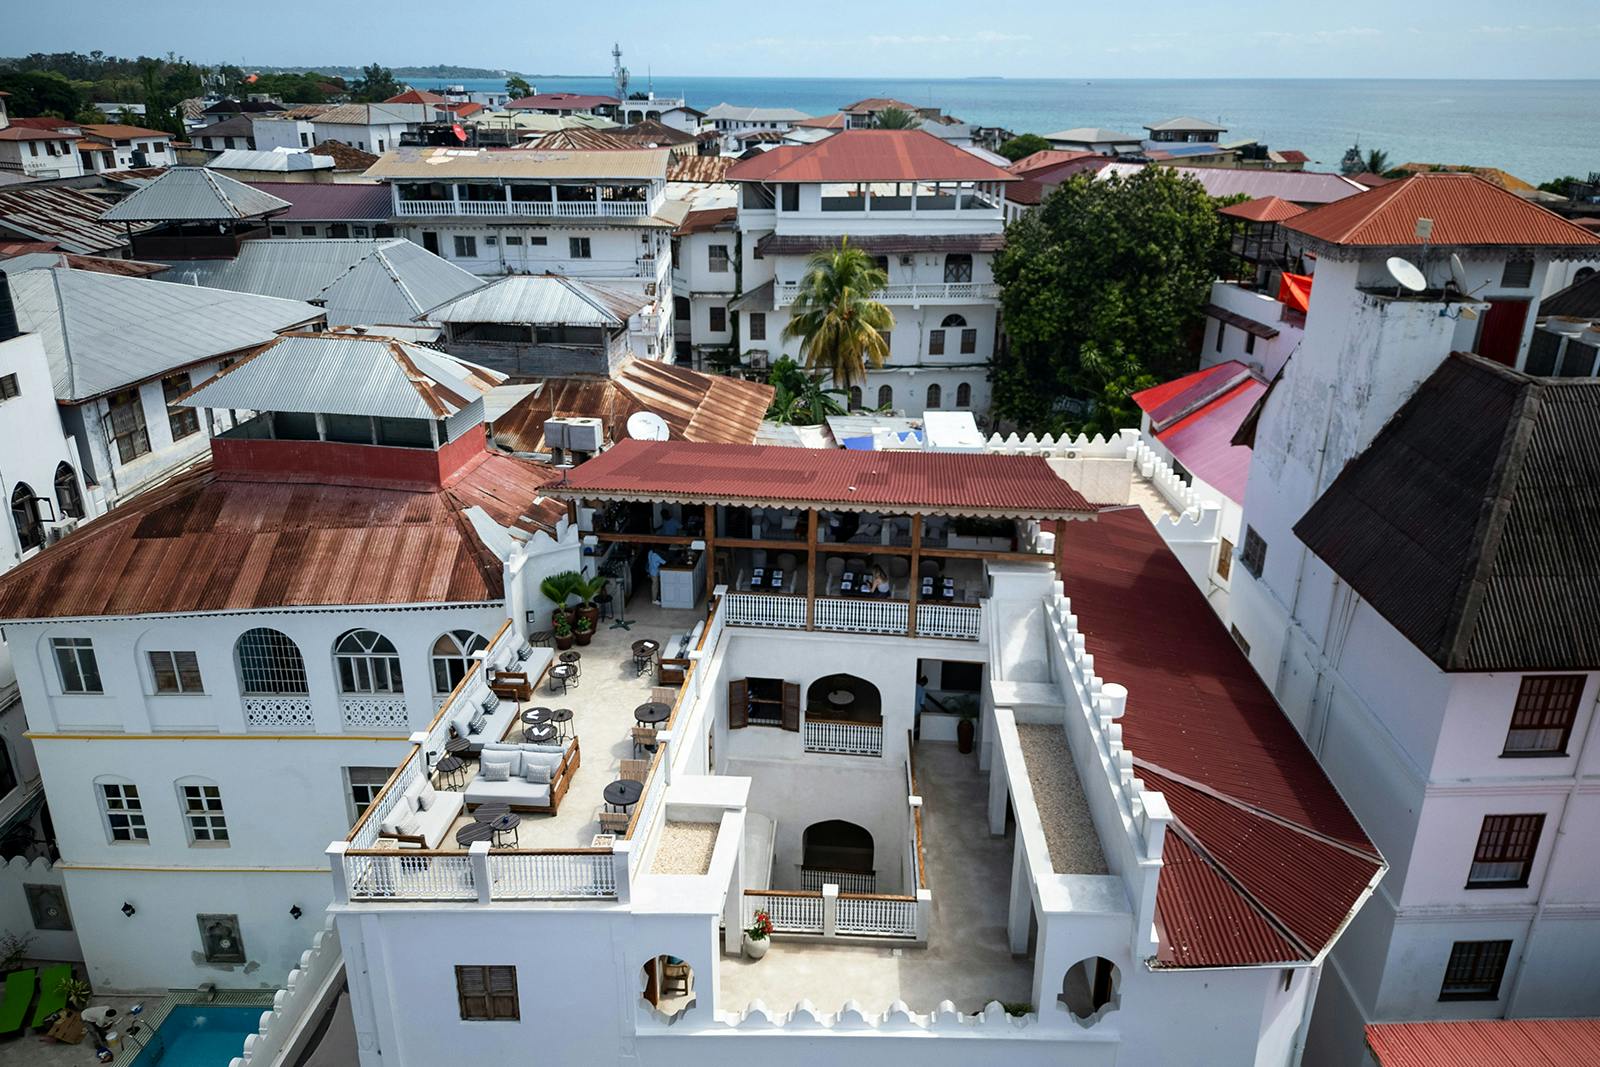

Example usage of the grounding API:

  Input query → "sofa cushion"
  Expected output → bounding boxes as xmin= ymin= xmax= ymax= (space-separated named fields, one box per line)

xmin=464 ymin=777 xmax=551 ymax=807
xmin=523 ymin=761 xmax=551 ymax=785
xmin=468 ymin=711 xmax=487 ymax=734
xmin=417 ymin=778 xmax=438 ymax=811
xmin=451 ymin=708 xmax=473 ymax=738
xmin=479 ymin=758 xmax=512 ymax=782
xmin=482 ymin=690 xmax=500 ymax=712
xmin=395 ymin=809 xmax=422 ymax=837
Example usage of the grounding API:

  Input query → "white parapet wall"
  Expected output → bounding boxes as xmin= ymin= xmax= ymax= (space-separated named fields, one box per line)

xmin=986 ymin=429 xmax=1139 ymax=507
xmin=0 ymin=855 xmax=81 ymax=962
xmin=230 ymin=918 xmax=343 ymax=1067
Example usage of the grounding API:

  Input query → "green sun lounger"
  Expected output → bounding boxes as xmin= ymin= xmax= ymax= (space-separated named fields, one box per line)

xmin=0 ymin=967 xmax=36 ymax=1036
xmin=29 ymin=964 xmax=72 ymax=1029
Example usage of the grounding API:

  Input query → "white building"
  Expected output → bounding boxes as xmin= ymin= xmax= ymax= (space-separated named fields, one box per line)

xmin=726 ymin=130 xmax=1012 ymax=418
xmin=315 ymin=438 xmax=1381 ymax=1066
xmin=672 ymin=202 xmax=739 ymax=365
xmin=0 ymin=120 xmax=84 ymax=179
xmin=309 ymin=103 xmax=424 ymax=155
xmin=1214 ymin=173 xmax=1600 ymax=1065
xmin=702 ymin=104 xmax=811 ymax=154
xmin=80 ymin=123 xmax=173 ymax=170
xmin=0 ymin=332 xmax=579 ymax=991
xmin=1042 ymin=128 xmax=1145 ymax=156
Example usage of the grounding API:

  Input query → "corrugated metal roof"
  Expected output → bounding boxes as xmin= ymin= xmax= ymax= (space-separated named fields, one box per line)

xmin=364 ymin=146 xmax=669 ymax=181
xmin=314 ymin=103 xmax=421 ymax=127
xmin=702 ymin=104 xmax=809 ymax=123
xmin=727 ymin=130 xmax=1015 ymax=184
xmin=80 ymin=123 xmax=172 ymax=140
xmin=181 ymin=332 xmax=502 ymax=419
xmin=1284 ymin=173 xmax=1600 ymax=250
xmin=422 ymin=274 xmax=647 ymax=326
xmin=0 ymin=185 xmax=153 ymax=255
xmin=208 ymin=149 xmax=334 ymax=173
xmin=1147 ymin=116 xmax=1228 ymax=132
xmin=1295 ymin=352 xmax=1600 ymax=671
xmin=551 ymin=439 xmax=1094 ymax=516
xmin=1541 ymin=271 xmax=1600 ymax=320
xmin=492 ymin=359 xmax=773 ymax=453
xmin=0 ymin=451 xmax=561 ymax=620
xmin=9 ymin=267 xmax=322 ymax=401
xmin=1366 ymin=1020 xmax=1600 ymax=1067
xmin=1099 ymin=161 xmax=1363 ymax=205
xmin=505 ymin=93 xmax=619 ymax=112
xmin=1055 ymin=508 xmax=1382 ymax=968
xmin=0 ymin=251 xmax=167 ymax=277
xmin=528 ymin=129 xmax=647 ymax=152
xmin=1043 ymin=127 xmax=1141 ymax=142
xmin=667 ymin=156 xmax=736 ymax=184
xmin=100 ymin=167 xmax=292 ymax=221
xmin=1218 ymin=195 xmax=1306 ymax=223
xmin=157 ymin=238 xmax=483 ymax=328
xmin=244 ymin=182 xmax=391 ymax=221
xmin=1150 ymin=379 xmax=1263 ymax=504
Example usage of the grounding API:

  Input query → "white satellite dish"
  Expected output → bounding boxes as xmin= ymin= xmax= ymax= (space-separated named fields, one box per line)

xmin=1386 ymin=256 xmax=1427 ymax=293
xmin=1449 ymin=253 xmax=1472 ymax=293
xmin=627 ymin=411 xmax=670 ymax=441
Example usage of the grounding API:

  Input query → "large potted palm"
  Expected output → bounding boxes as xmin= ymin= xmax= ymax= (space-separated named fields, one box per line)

xmin=540 ymin=571 xmax=583 ymax=626
xmin=781 ymin=238 xmax=895 ymax=396
xmin=573 ymin=573 xmax=607 ymax=632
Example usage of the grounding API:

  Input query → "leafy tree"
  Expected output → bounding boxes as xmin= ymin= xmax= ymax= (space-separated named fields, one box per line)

xmin=506 ymin=75 xmax=531 ymax=99
xmin=350 ymin=62 xmax=402 ymax=103
xmin=764 ymin=357 xmax=848 ymax=426
xmin=1363 ymin=148 xmax=1390 ymax=175
xmin=997 ymin=133 xmax=1050 ymax=162
xmin=871 ymin=106 xmax=918 ymax=130
xmin=0 ymin=70 xmax=85 ymax=117
xmin=990 ymin=167 xmax=1222 ymax=435
xmin=780 ymin=238 xmax=895 ymax=389
xmin=1538 ymin=175 xmax=1583 ymax=197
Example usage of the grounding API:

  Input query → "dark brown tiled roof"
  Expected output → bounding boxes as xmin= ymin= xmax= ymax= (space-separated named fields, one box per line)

xmin=755 ymin=232 xmax=1004 ymax=256
xmin=1541 ymin=271 xmax=1600 ymax=320
xmin=674 ymin=206 xmax=736 ymax=236
xmin=306 ymin=139 xmax=379 ymax=171
xmin=1295 ymin=352 xmax=1600 ymax=671
xmin=0 ymin=451 xmax=562 ymax=620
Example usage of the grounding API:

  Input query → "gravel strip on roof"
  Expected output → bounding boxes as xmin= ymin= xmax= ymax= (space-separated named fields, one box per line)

xmin=651 ymin=821 xmax=719 ymax=876
xmin=1015 ymin=723 xmax=1108 ymax=875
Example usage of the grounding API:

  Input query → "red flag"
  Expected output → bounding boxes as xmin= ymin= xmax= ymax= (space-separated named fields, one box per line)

xmin=452 ymin=124 xmax=467 ymax=143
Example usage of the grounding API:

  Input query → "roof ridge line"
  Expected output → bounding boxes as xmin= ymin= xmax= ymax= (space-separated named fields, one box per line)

xmin=372 ymin=247 xmax=423 ymax=314
xmin=1442 ymin=371 xmax=1544 ymax=670
xmin=1164 ymin=821 xmax=1315 ymax=962
xmin=50 ymin=268 xmax=77 ymax=399
xmin=1135 ymin=758 xmax=1381 ymax=862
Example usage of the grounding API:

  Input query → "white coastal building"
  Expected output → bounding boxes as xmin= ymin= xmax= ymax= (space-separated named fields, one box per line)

xmin=0 ymin=331 xmax=579 ymax=991
xmin=671 ymin=203 xmax=739 ymax=365
xmin=726 ymin=130 xmax=1012 ymax=418
xmin=1206 ymin=173 xmax=1600 ymax=1065
xmin=702 ymin=104 xmax=811 ymax=154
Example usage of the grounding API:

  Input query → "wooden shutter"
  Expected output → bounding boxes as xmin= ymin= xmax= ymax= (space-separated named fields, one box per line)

xmin=728 ymin=678 xmax=748 ymax=729
xmin=781 ymin=681 xmax=801 ymax=732
xmin=488 ymin=965 xmax=519 ymax=1020
xmin=456 ymin=965 xmax=489 ymax=1020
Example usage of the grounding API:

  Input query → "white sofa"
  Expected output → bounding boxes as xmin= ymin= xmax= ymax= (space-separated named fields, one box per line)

xmin=378 ymin=774 xmax=465 ymax=849
xmin=465 ymin=739 xmax=581 ymax=812
xmin=448 ymin=688 xmax=521 ymax=754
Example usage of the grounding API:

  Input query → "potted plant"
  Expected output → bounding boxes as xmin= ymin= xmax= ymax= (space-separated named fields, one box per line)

xmin=573 ymin=573 xmax=606 ymax=631
xmin=539 ymin=570 xmax=583 ymax=625
xmin=0 ymin=932 xmax=32 ymax=975
xmin=552 ymin=611 xmax=574 ymax=651
xmin=743 ymin=910 xmax=773 ymax=960
xmin=573 ymin=613 xmax=593 ymax=647
xmin=57 ymin=974 xmax=91 ymax=1012
xmin=950 ymin=694 xmax=980 ymax=754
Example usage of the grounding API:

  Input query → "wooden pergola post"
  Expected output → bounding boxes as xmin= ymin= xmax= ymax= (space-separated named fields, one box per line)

xmin=805 ymin=508 xmax=818 ymax=631
xmin=703 ymin=503 xmax=717 ymax=607
xmin=907 ymin=513 xmax=922 ymax=638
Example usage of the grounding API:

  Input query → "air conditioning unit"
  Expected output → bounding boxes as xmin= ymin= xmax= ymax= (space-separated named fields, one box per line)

xmin=543 ymin=417 xmax=569 ymax=450
xmin=46 ymin=520 xmax=78 ymax=545
xmin=546 ymin=416 xmax=604 ymax=453
xmin=899 ymin=255 xmax=915 ymax=266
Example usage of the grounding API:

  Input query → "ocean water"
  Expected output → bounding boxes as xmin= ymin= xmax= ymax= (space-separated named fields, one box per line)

xmin=436 ymin=76 xmax=1597 ymax=184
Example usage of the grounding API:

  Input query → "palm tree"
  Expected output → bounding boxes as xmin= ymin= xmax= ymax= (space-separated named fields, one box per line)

xmin=781 ymin=239 xmax=895 ymax=390
xmin=1364 ymin=148 xmax=1391 ymax=176
xmin=871 ymin=106 xmax=919 ymax=130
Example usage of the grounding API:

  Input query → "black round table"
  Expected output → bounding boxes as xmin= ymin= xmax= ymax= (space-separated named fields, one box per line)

xmin=548 ymin=663 xmax=577 ymax=693
xmin=631 ymin=639 xmax=659 ymax=655
xmin=490 ymin=812 xmax=521 ymax=846
xmin=559 ymin=650 xmax=582 ymax=676
xmin=445 ymin=736 xmax=471 ymax=757
xmin=472 ymin=803 xmax=510 ymax=823
xmin=435 ymin=755 xmax=466 ymax=787
xmin=521 ymin=707 xmax=552 ymax=726
xmin=634 ymin=702 xmax=671 ymax=726
xmin=455 ymin=820 xmax=495 ymax=847
xmin=524 ymin=723 xmax=557 ymax=744
xmin=551 ymin=708 xmax=574 ymax=739
xmin=604 ymin=778 xmax=644 ymax=810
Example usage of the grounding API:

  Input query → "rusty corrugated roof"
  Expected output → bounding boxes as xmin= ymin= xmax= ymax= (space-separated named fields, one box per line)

xmin=1366 ymin=1020 xmax=1600 ymax=1067
xmin=726 ymin=130 xmax=1015 ymax=184
xmin=667 ymin=155 xmax=736 ymax=184
xmin=0 ymin=450 xmax=561 ymax=620
xmin=674 ymin=206 xmax=736 ymax=236
xmin=0 ymin=185 xmax=153 ymax=255
xmin=492 ymin=360 xmax=772 ymax=454
xmin=1218 ymin=195 xmax=1306 ymax=223
xmin=1055 ymin=507 xmax=1382 ymax=967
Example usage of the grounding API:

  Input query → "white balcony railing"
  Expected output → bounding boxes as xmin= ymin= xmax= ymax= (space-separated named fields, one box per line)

xmin=743 ymin=888 xmax=921 ymax=940
xmin=340 ymin=695 xmax=410 ymax=731
xmin=745 ymin=890 xmax=823 ymax=934
xmin=773 ymin=281 xmax=999 ymax=307
xmin=800 ymin=867 xmax=877 ymax=893
xmin=244 ymin=696 xmax=315 ymax=729
xmin=916 ymin=602 xmax=982 ymax=641
xmin=723 ymin=592 xmax=806 ymax=629
xmin=836 ymin=895 xmax=919 ymax=938
xmin=815 ymin=597 xmax=908 ymax=636
xmin=804 ymin=717 xmax=884 ymax=757
xmin=487 ymin=851 xmax=618 ymax=899
xmin=394 ymin=193 xmax=664 ymax=219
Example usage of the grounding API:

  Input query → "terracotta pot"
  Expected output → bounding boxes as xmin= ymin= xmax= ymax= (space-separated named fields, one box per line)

xmin=578 ymin=604 xmax=600 ymax=629
xmin=956 ymin=717 xmax=976 ymax=754
xmin=574 ymin=629 xmax=593 ymax=646
xmin=743 ymin=935 xmax=769 ymax=961
xmin=554 ymin=633 xmax=575 ymax=651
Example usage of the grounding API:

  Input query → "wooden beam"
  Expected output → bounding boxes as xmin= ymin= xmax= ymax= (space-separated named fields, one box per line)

xmin=704 ymin=503 xmax=717 ymax=606
xmin=587 ymin=531 xmax=698 ymax=546
xmin=908 ymin=513 xmax=922 ymax=638
xmin=805 ymin=507 xmax=818 ymax=631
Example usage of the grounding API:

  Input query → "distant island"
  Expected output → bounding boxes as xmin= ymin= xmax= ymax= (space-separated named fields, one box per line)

xmin=250 ymin=63 xmax=543 ymax=81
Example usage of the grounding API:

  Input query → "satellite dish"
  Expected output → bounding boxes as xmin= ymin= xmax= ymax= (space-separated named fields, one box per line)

xmin=627 ymin=411 xmax=670 ymax=441
xmin=1386 ymin=256 xmax=1427 ymax=293
xmin=1449 ymin=253 xmax=1472 ymax=293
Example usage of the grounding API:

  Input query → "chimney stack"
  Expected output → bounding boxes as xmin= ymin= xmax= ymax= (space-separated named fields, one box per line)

xmin=0 ymin=271 xmax=19 ymax=343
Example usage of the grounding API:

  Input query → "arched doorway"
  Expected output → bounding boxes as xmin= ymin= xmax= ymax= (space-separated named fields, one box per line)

xmin=639 ymin=954 xmax=694 ymax=1020
xmin=1059 ymin=956 xmax=1120 ymax=1026
xmin=805 ymin=673 xmax=881 ymax=725
xmin=801 ymin=819 xmax=875 ymax=891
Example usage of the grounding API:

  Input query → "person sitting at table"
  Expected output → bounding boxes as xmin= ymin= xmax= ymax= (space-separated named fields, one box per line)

xmin=657 ymin=507 xmax=681 ymax=536
xmin=868 ymin=566 xmax=893 ymax=597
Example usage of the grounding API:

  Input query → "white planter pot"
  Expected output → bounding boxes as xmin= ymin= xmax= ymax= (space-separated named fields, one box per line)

xmin=743 ymin=935 xmax=770 ymax=960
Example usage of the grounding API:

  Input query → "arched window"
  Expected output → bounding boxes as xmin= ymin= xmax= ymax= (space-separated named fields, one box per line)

xmin=54 ymin=463 xmax=84 ymax=520
xmin=877 ymin=384 xmax=893 ymax=409
xmin=432 ymin=630 xmax=488 ymax=694
xmin=335 ymin=629 xmax=403 ymax=694
xmin=940 ymin=314 xmax=968 ymax=328
xmin=10 ymin=482 xmax=42 ymax=552
xmin=956 ymin=382 xmax=972 ymax=407
xmin=943 ymin=254 xmax=972 ymax=283
xmin=849 ymin=386 xmax=862 ymax=410
xmin=236 ymin=628 xmax=308 ymax=694
xmin=802 ymin=819 xmax=875 ymax=890
xmin=925 ymin=383 xmax=942 ymax=409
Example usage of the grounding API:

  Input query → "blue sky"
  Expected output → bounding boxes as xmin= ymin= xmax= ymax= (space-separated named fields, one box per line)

xmin=8 ymin=1 xmax=1600 ymax=78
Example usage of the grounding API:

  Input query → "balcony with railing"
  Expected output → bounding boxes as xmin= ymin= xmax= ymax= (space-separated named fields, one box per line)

xmin=772 ymin=280 xmax=999 ymax=307
xmin=393 ymin=182 xmax=666 ymax=219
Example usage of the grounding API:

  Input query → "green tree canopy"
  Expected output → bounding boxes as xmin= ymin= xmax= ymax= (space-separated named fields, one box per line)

xmin=0 ymin=70 xmax=85 ymax=117
xmin=996 ymin=133 xmax=1051 ymax=162
xmin=780 ymin=238 xmax=895 ymax=389
xmin=350 ymin=63 xmax=402 ymax=103
xmin=764 ymin=357 xmax=848 ymax=425
xmin=990 ymin=167 xmax=1224 ymax=435
xmin=506 ymin=75 xmax=532 ymax=99
xmin=871 ymin=106 xmax=918 ymax=130
xmin=1537 ymin=175 xmax=1584 ymax=196
xmin=1363 ymin=148 xmax=1391 ymax=175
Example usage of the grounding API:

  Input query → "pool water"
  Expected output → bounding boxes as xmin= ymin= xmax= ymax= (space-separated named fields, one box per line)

xmin=128 ymin=1005 xmax=266 ymax=1067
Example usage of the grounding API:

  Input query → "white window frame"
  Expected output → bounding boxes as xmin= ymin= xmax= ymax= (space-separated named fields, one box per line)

xmin=52 ymin=636 xmax=103 ymax=694
xmin=344 ymin=766 xmax=392 ymax=822
xmin=178 ymin=779 xmax=228 ymax=844
xmin=334 ymin=629 xmax=403 ymax=694
xmin=98 ymin=778 xmax=148 ymax=843
xmin=149 ymin=650 xmax=204 ymax=694
xmin=432 ymin=630 xmax=488 ymax=695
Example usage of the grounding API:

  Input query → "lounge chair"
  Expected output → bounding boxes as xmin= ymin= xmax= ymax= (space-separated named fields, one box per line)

xmin=599 ymin=809 xmax=632 ymax=833
xmin=0 ymin=968 xmax=35 ymax=1037
xmin=29 ymin=964 xmax=71 ymax=1029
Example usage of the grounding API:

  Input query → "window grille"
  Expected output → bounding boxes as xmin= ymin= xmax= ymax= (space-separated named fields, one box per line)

xmin=237 ymin=628 xmax=309 ymax=694
xmin=1504 ymin=676 xmax=1582 ymax=755
xmin=335 ymin=629 xmax=403 ymax=694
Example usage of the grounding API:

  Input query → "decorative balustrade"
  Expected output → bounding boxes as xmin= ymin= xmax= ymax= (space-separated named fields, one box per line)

xmin=344 ymin=852 xmax=478 ymax=901
xmin=340 ymin=695 xmax=410 ymax=730
xmin=804 ymin=717 xmax=884 ymax=757
xmin=774 ymin=281 xmax=999 ymax=307
xmin=743 ymin=888 xmax=920 ymax=940
xmin=723 ymin=592 xmax=806 ymax=629
xmin=815 ymin=597 xmax=907 ymax=636
xmin=744 ymin=890 xmax=824 ymax=934
xmin=487 ymin=850 xmax=616 ymax=898
xmin=800 ymin=866 xmax=876 ymax=893
xmin=394 ymin=195 xmax=663 ymax=219
xmin=915 ymin=602 xmax=981 ymax=641
xmin=836 ymin=895 xmax=919 ymax=938
xmin=244 ymin=696 xmax=314 ymax=729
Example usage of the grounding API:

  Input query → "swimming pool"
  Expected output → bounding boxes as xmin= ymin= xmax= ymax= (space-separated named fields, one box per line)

xmin=128 ymin=1005 xmax=265 ymax=1067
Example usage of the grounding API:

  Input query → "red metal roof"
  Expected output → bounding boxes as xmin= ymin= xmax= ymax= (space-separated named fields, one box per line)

xmin=1218 ymin=195 xmax=1306 ymax=223
xmin=1132 ymin=362 xmax=1264 ymax=503
xmin=0 ymin=450 xmax=562 ymax=620
xmin=0 ymin=127 xmax=77 ymax=142
xmin=505 ymin=93 xmax=618 ymax=111
xmin=384 ymin=89 xmax=447 ymax=104
xmin=794 ymin=113 xmax=849 ymax=129
xmin=246 ymin=181 xmax=392 ymax=221
xmin=552 ymin=439 xmax=1095 ymax=516
xmin=1055 ymin=508 xmax=1382 ymax=967
xmin=726 ymin=130 xmax=1016 ymax=184
xmin=1367 ymin=1020 xmax=1600 ymax=1067
xmin=1006 ymin=149 xmax=1100 ymax=176
xmin=1285 ymin=172 xmax=1600 ymax=249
